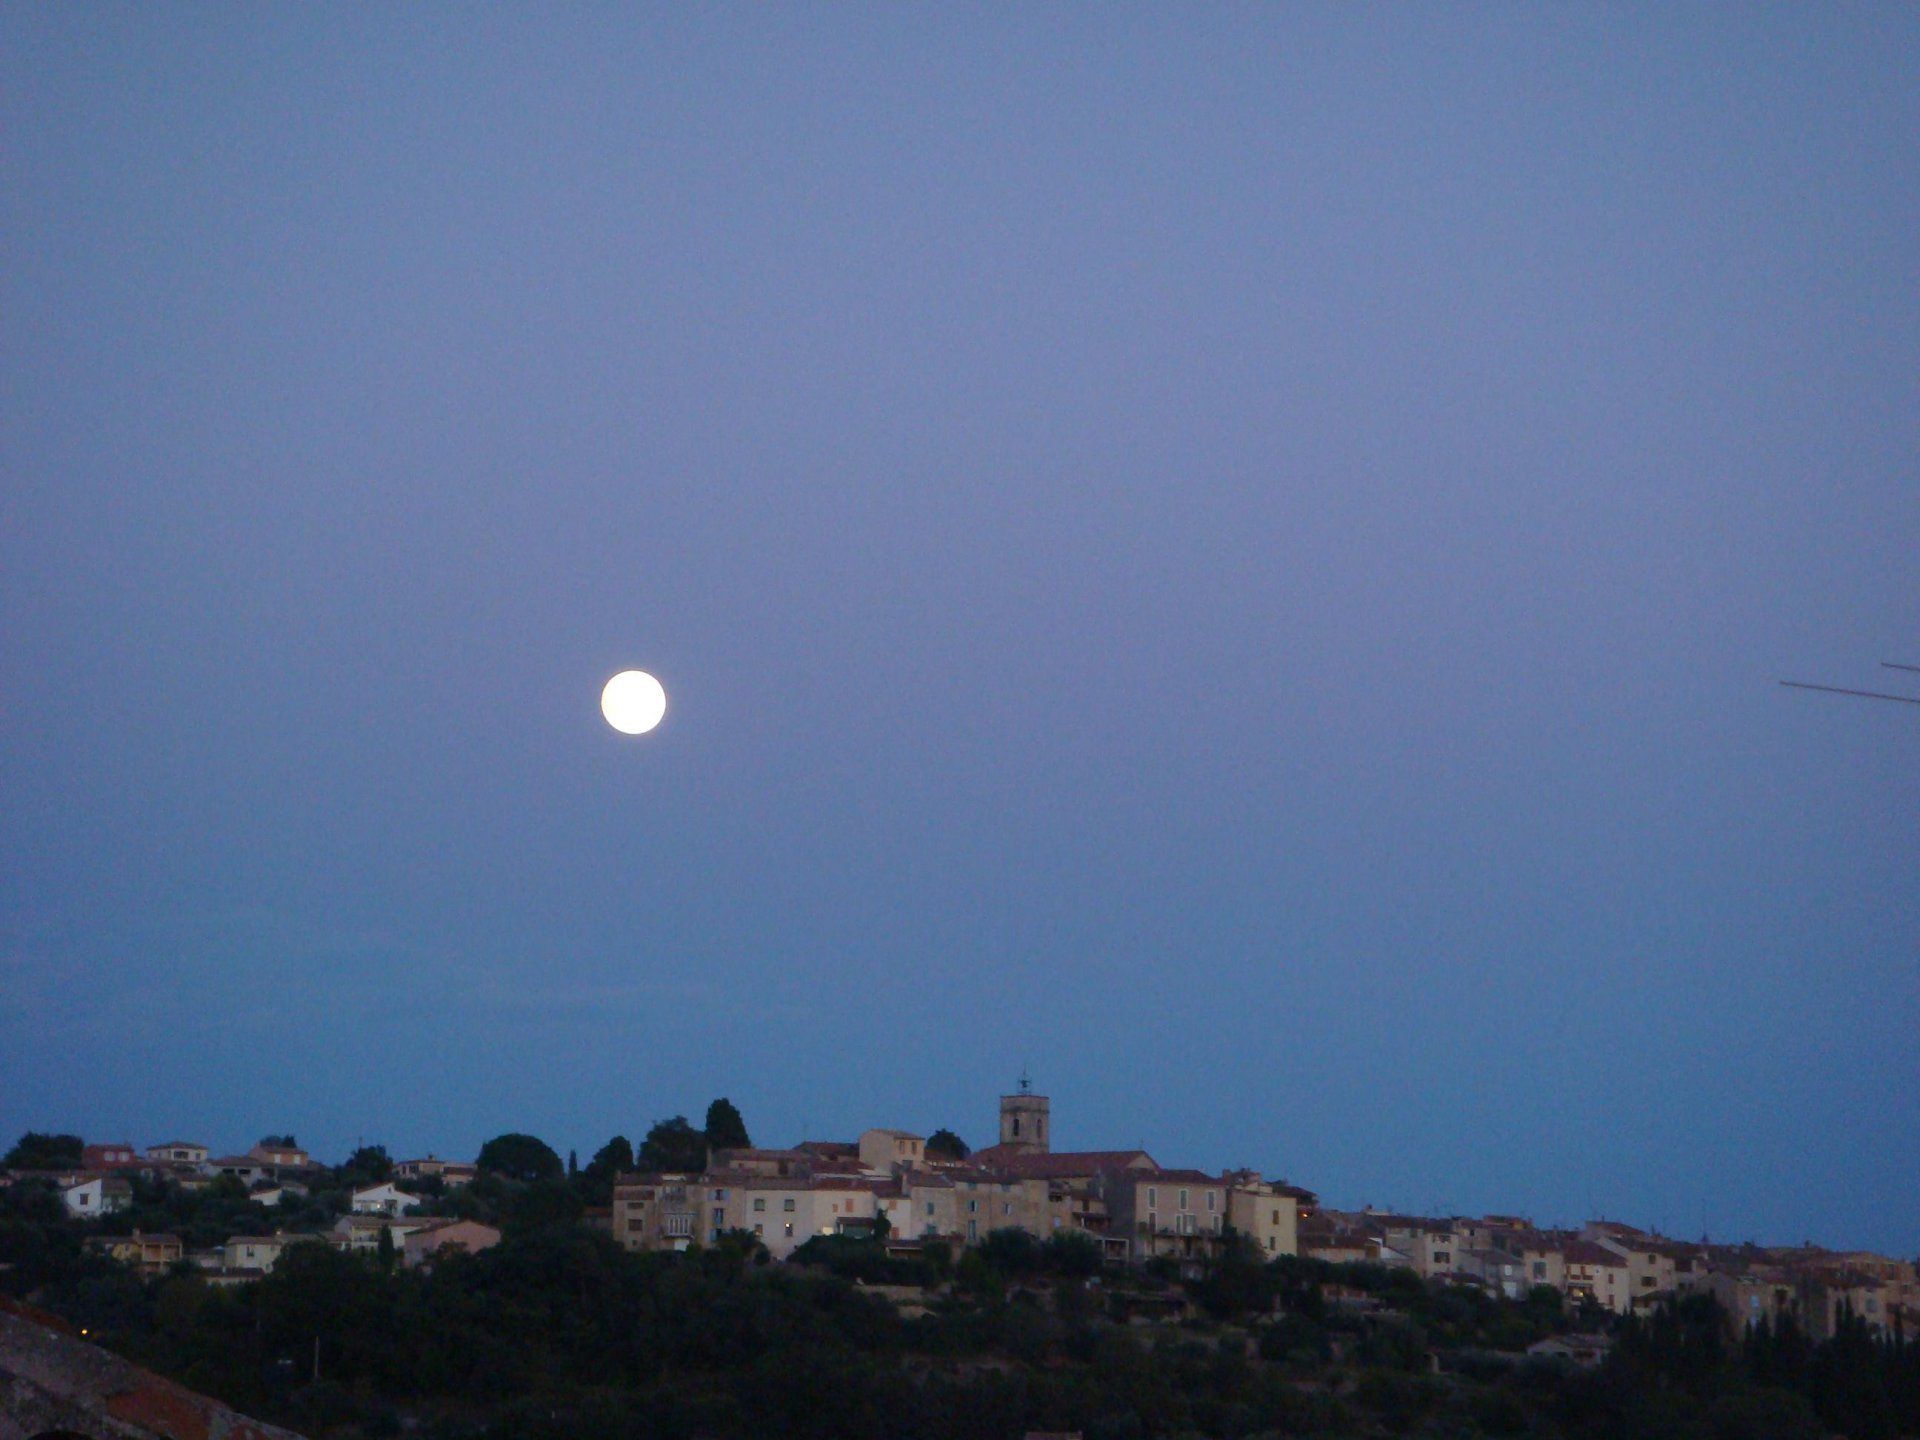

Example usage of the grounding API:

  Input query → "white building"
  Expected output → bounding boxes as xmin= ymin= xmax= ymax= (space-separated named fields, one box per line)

xmin=351 ymin=1182 xmax=421 ymax=1216
xmin=62 ymin=1177 xmax=131 ymax=1219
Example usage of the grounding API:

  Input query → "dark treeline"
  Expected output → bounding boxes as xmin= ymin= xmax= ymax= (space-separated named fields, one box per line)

xmin=2 ymin=1160 xmax=1915 ymax=1438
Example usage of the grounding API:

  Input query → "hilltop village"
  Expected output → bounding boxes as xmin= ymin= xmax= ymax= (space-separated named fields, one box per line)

xmin=9 ymin=1081 xmax=1912 ymax=1350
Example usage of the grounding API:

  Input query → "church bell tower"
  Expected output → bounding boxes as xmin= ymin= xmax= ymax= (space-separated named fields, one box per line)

xmin=998 ymin=1069 xmax=1050 ymax=1154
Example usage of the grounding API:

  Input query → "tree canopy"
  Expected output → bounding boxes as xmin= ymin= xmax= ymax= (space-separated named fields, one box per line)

xmin=475 ymin=1133 xmax=563 ymax=1184
xmin=925 ymin=1128 xmax=969 ymax=1161
xmin=339 ymin=1145 xmax=392 ymax=1185
xmin=589 ymin=1135 xmax=634 ymax=1174
xmin=574 ymin=1136 xmax=635 ymax=1206
xmin=3 ymin=1132 xmax=84 ymax=1170
xmin=704 ymin=1097 xmax=751 ymax=1151
xmin=638 ymin=1117 xmax=707 ymax=1173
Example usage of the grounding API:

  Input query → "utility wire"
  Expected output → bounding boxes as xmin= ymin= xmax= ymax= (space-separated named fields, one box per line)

xmin=1779 ymin=680 xmax=1920 ymax=706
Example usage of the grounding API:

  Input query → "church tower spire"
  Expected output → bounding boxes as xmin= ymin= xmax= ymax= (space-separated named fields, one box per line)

xmin=998 ymin=1072 xmax=1050 ymax=1154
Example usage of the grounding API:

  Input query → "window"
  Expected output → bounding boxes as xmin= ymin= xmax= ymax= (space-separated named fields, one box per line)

xmin=1012 ymin=1117 xmax=1020 ymax=1136
xmin=967 ymin=1220 xmax=978 ymax=1240
xmin=926 ymin=1201 xmax=935 ymax=1215
xmin=1148 ymin=1188 xmax=1157 ymax=1208
xmin=712 ymin=1207 xmax=725 ymax=1225
xmin=1533 ymin=1262 xmax=1547 ymax=1278
xmin=784 ymin=1223 xmax=793 ymax=1237
xmin=968 ymin=1199 xmax=978 ymax=1214
xmin=753 ymin=1198 xmax=766 ymax=1212
xmin=1206 ymin=1191 xmax=1216 ymax=1211
xmin=783 ymin=1198 xmax=796 ymax=1212
xmin=1002 ymin=1203 xmax=1011 ymax=1217
xmin=1268 ymin=1236 xmax=1277 ymax=1251
xmin=1435 ymin=1251 xmax=1450 ymax=1264
xmin=753 ymin=1224 xmax=763 ymax=1235
xmin=1148 ymin=1212 xmax=1157 ymax=1232
xmin=1272 ymin=1210 xmax=1281 ymax=1226
xmin=1179 ymin=1189 xmax=1189 ymax=1211
xmin=712 ymin=1188 xmax=727 ymax=1201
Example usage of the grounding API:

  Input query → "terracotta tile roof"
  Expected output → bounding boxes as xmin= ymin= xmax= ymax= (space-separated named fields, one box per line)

xmin=900 ymin=1170 xmax=956 ymax=1189
xmin=1562 ymin=1240 xmax=1629 ymax=1268
xmin=970 ymin=1148 xmax=1156 ymax=1178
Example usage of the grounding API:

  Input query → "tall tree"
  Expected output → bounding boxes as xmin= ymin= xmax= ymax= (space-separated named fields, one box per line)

xmin=704 ymin=1098 xmax=751 ymax=1151
xmin=475 ymin=1132 xmax=563 ymax=1184
xmin=590 ymin=1136 xmax=634 ymax=1175
xmin=926 ymin=1128 xmax=970 ymax=1161
xmin=638 ymin=1117 xmax=707 ymax=1173
xmin=575 ymin=1136 xmax=635 ymax=1206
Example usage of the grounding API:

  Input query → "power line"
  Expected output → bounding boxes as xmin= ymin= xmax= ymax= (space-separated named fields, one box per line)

xmin=1779 ymin=680 xmax=1920 ymax=706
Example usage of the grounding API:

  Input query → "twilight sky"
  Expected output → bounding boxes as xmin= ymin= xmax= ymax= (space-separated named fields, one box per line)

xmin=3 ymin=6 xmax=1915 ymax=1254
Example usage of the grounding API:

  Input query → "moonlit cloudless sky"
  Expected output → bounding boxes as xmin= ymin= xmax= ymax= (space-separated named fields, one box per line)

xmin=3 ymin=6 xmax=1915 ymax=1252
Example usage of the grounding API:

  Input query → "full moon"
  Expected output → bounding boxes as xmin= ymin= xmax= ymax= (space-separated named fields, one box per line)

xmin=601 ymin=670 xmax=667 ymax=735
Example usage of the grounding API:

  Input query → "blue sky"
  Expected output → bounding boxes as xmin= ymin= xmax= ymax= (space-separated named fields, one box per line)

xmin=3 ymin=6 xmax=1915 ymax=1253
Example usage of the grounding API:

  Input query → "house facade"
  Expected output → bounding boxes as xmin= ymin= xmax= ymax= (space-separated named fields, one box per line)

xmin=351 ymin=1182 xmax=421 ymax=1215
xmin=62 ymin=1176 xmax=131 ymax=1219
xmin=404 ymin=1219 xmax=501 ymax=1267
xmin=1223 ymin=1171 xmax=1304 ymax=1258
xmin=612 ymin=1173 xmax=703 ymax=1253
xmin=147 ymin=1140 xmax=209 ymax=1165
xmin=86 ymin=1232 xmax=184 ymax=1275
xmin=1100 ymin=1168 xmax=1229 ymax=1262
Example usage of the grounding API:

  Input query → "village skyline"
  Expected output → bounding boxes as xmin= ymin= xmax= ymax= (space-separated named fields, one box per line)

xmin=12 ymin=1070 xmax=1912 ymax=1261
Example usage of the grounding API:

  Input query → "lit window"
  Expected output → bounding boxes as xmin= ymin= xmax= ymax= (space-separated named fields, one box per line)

xmin=784 ymin=1223 xmax=793 ymax=1237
